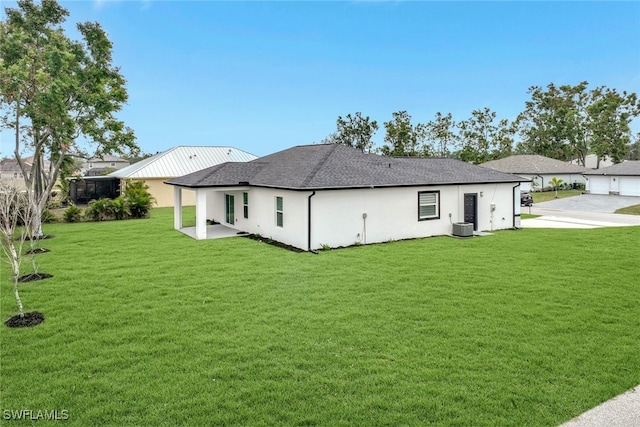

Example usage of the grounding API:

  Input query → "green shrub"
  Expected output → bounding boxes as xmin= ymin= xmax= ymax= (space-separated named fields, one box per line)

xmin=85 ymin=198 xmax=111 ymax=221
xmin=107 ymin=196 xmax=131 ymax=220
xmin=63 ymin=205 xmax=83 ymax=223
xmin=41 ymin=209 xmax=57 ymax=224
xmin=124 ymin=180 xmax=156 ymax=219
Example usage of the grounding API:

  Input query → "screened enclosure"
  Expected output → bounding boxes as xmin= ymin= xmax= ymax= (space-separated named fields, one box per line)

xmin=69 ymin=177 xmax=121 ymax=204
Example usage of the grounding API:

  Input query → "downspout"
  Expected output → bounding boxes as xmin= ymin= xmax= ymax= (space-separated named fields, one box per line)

xmin=307 ymin=191 xmax=316 ymax=252
xmin=512 ymin=183 xmax=521 ymax=228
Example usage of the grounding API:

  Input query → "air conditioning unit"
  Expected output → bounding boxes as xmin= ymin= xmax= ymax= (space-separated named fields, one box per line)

xmin=452 ymin=222 xmax=473 ymax=237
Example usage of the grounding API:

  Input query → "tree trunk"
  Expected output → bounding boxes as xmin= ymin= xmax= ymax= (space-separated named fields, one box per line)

xmin=8 ymin=244 xmax=25 ymax=317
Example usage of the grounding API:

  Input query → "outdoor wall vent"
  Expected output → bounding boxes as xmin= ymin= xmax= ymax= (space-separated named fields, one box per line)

xmin=452 ymin=222 xmax=473 ymax=237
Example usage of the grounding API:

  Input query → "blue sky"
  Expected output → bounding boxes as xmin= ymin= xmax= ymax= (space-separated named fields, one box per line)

xmin=2 ymin=1 xmax=639 ymax=157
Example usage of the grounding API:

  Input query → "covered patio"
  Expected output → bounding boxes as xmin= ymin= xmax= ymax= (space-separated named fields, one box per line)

xmin=172 ymin=185 xmax=250 ymax=240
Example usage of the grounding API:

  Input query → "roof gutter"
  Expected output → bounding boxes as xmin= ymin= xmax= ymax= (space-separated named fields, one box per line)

xmin=308 ymin=191 xmax=316 ymax=252
xmin=513 ymin=183 xmax=521 ymax=228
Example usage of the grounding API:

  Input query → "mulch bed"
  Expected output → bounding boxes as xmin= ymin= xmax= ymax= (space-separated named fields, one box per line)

xmin=243 ymin=234 xmax=304 ymax=253
xmin=18 ymin=273 xmax=53 ymax=283
xmin=4 ymin=312 xmax=45 ymax=328
xmin=25 ymin=248 xmax=50 ymax=255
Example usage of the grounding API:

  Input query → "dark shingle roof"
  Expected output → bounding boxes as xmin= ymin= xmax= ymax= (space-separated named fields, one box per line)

xmin=584 ymin=161 xmax=640 ymax=176
xmin=167 ymin=144 xmax=523 ymax=190
xmin=480 ymin=155 xmax=589 ymax=174
xmin=85 ymin=168 xmax=113 ymax=176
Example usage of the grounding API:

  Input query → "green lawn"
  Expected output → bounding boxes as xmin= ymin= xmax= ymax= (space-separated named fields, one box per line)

xmin=531 ymin=189 xmax=583 ymax=203
xmin=521 ymin=213 xmax=541 ymax=219
xmin=615 ymin=204 xmax=640 ymax=216
xmin=2 ymin=208 xmax=639 ymax=426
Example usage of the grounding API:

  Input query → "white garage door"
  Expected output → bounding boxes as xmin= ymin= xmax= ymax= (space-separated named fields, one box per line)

xmin=619 ymin=177 xmax=640 ymax=196
xmin=588 ymin=176 xmax=609 ymax=195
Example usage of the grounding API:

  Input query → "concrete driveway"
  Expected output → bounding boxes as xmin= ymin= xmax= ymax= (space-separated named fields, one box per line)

xmin=521 ymin=194 xmax=640 ymax=229
xmin=529 ymin=194 xmax=640 ymax=213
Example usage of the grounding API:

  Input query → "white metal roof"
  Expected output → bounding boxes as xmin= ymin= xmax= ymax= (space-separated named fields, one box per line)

xmin=109 ymin=146 xmax=258 ymax=179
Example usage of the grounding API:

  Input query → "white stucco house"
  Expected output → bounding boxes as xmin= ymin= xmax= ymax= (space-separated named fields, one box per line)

xmin=584 ymin=161 xmax=640 ymax=196
xmin=108 ymin=146 xmax=257 ymax=207
xmin=167 ymin=144 xmax=524 ymax=251
xmin=480 ymin=155 xmax=589 ymax=191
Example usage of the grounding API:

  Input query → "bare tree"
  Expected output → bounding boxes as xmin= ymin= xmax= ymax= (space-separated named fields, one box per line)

xmin=0 ymin=184 xmax=45 ymax=327
xmin=0 ymin=185 xmax=31 ymax=318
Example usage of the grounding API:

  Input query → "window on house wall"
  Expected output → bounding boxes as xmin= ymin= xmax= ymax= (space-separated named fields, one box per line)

xmin=243 ymin=192 xmax=248 ymax=219
xmin=275 ymin=196 xmax=283 ymax=227
xmin=418 ymin=191 xmax=440 ymax=220
xmin=110 ymin=162 xmax=115 ymax=167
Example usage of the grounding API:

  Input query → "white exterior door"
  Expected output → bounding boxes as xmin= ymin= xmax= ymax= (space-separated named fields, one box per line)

xmin=225 ymin=194 xmax=235 ymax=224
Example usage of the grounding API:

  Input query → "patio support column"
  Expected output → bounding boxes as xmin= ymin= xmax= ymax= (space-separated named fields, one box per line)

xmin=173 ymin=186 xmax=182 ymax=230
xmin=195 ymin=189 xmax=207 ymax=240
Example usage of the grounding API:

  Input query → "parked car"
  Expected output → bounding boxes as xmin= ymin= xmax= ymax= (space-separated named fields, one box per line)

xmin=521 ymin=191 xmax=533 ymax=207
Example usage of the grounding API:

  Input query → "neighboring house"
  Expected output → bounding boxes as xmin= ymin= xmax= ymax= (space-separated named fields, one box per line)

xmin=166 ymin=144 xmax=524 ymax=251
xmin=480 ymin=155 xmax=589 ymax=191
xmin=80 ymin=155 xmax=130 ymax=176
xmin=584 ymin=161 xmax=640 ymax=196
xmin=570 ymin=154 xmax=613 ymax=170
xmin=108 ymin=146 xmax=258 ymax=207
xmin=0 ymin=159 xmax=27 ymax=190
xmin=0 ymin=157 xmax=52 ymax=190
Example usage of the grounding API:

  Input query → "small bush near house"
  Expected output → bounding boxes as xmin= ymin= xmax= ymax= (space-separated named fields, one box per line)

xmin=107 ymin=196 xmax=131 ymax=220
xmin=124 ymin=180 xmax=156 ymax=219
xmin=41 ymin=209 xmax=57 ymax=224
xmin=85 ymin=198 xmax=111 ymax=221
xmin=63 ymin=205 xmax=83 ymax=223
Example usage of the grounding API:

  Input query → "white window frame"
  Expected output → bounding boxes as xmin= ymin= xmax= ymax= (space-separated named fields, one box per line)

xmin=275 ymin=196 xmax=283 ymax=227
xmin=418 ymin=191 xmax=440 ymax=221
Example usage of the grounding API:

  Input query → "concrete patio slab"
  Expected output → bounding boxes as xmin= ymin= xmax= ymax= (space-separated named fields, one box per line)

xmin=178 ymin=224 xmax=248 ymax=240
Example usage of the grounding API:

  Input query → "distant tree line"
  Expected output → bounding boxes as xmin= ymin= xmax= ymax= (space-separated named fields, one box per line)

xmin=322 ymin=81 xmax=640 ymax=165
